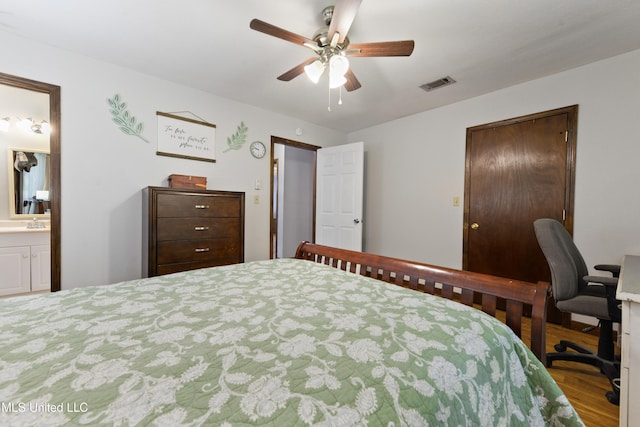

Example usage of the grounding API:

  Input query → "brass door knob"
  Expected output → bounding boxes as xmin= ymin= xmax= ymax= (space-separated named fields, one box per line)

xmin=470 ymin=223 xmax=479 ymax=230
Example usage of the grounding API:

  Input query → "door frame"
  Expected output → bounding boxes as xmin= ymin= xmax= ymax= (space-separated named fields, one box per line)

xmin=269 ymin=136 xmax=320 ymax=259
xmin=0 ymin=72 xmax=61 ymax=292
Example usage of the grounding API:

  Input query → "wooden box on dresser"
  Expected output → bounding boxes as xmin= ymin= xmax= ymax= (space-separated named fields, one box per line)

xmin=143 ymin=186 xmax=244 ymax=277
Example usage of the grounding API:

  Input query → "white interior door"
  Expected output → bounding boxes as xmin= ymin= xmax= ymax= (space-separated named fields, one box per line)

xmin=315 ymin=141 xmax=364 ymax=251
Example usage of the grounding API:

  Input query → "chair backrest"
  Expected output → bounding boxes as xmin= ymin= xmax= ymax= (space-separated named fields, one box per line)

xmin=533 ymin=218 xmax=590 ymax=302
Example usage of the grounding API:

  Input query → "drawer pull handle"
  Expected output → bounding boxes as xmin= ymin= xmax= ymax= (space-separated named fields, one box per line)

xmin=194 ymin=226 xmax=209 ymax=231
xmin=195 ymin=248 xmax=210 ymax=253
xmin=195 ymin=205 xmax=210 ymax=209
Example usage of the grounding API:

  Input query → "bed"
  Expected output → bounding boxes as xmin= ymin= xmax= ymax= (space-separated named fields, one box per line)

xmin=0 ymin=242 xmax=583 ymax=426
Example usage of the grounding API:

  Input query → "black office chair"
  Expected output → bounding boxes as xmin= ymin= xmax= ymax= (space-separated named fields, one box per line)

xmin=533 ymin=218 xmax=621 ymax=404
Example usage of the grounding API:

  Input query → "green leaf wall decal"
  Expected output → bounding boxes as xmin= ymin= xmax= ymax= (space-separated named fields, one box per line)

xmin=106 ymin=94 xmax=150 ymax=143
xmin=223 ymin=121 xmax=248 ymax=152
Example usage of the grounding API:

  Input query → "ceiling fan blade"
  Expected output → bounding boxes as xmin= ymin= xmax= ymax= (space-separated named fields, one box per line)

xmin=346 ymin=40 xmax=415 ymax=57
xmin=277 ymin=58 xmax=317 ymax=81
xmin=250 ymin=19 xmax=317 ymax=47
xmin=344 ymin=69 xmax=361 ymax=92
xmin=328 ymin=0 xmax=362 ymax=45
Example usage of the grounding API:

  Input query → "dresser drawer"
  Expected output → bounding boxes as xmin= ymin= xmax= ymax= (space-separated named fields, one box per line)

xmin=156 ymin=193 xmax=241 ymax=218
xmin=157 ymin=239 xmax=241 ymax=265
xmin=156 ymin=218 xmax=240 ymax=241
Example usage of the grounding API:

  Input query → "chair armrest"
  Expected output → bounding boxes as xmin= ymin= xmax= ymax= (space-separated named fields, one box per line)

xmin=584 ymin=275 xmax=621 ymax=323
xmin=594 ymin=264 xmax=621 ymax=278
xmin=583 ymin=275 xmax=618 ymax=287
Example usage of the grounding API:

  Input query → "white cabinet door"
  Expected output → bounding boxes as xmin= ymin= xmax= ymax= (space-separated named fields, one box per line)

xmin=0 ymin=246 xmax=31 ymax=296
xmin=30 ymin=244 xmax=51 ymax=292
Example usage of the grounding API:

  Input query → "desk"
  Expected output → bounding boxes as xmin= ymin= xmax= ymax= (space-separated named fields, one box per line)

xmin=617 ymin=255 xmax=640 ymax=426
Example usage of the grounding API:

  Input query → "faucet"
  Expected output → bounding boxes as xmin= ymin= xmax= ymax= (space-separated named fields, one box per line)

xmin=27 ymin=217 xmax=45 ymax=229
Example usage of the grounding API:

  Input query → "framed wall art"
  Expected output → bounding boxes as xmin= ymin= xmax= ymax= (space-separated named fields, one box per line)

xmin=156 ymin=111 xmax=216 ymax=162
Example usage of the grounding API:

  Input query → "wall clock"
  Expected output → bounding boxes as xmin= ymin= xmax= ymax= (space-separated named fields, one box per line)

xmin=250 ymin=141 xmax=266 ymax=159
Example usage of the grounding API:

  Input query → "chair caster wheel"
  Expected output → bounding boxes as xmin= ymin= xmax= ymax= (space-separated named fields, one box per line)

xmin=554 ymin=343 xmax=567 ymax=352
xmin=605 ymin=390 xmax=619 ymax=405
xmin=605 ymin=379 xmax=620 ymax=405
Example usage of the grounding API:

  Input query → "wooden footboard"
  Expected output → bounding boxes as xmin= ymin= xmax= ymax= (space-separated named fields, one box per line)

xmin=295 ymin=241 xmax=549 ymax=362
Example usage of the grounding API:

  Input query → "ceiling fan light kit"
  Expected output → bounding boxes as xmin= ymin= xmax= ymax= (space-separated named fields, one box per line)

xmin=304 ymin=59 xmax=326 ymax=83
xmin=250 ymin=0 xmax=414 ymax=107
xmin=328 ymin=55 xmax=349 ymax=88
xmin=330 ymin=55 xmax=349 ymax=75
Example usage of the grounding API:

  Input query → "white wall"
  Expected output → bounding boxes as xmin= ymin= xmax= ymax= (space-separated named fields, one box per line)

xmin=1 ymin=31 xmax=347 ymax=289
xmin=350 ymin=49 xmax=640 ymax=275
xmin=281 ymin=145 xmax=315 ymax=257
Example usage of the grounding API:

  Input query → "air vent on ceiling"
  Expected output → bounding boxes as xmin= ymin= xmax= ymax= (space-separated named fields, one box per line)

xmin=420 ymin=76 xmax=456 ymax=92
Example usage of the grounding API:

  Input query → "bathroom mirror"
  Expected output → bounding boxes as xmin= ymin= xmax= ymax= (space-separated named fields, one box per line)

xmin=7 ymin=148 xmax=51 ymax=218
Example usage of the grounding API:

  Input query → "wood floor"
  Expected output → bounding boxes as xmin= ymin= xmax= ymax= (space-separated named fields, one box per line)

xmin=524 ymin=320 xmax=619 ymax=427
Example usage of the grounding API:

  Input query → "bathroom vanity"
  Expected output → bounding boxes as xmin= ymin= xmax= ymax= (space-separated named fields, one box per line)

xmin=0 ymin=220 xmax=50 ymax=296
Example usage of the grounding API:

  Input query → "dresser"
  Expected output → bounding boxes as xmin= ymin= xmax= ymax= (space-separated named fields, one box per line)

xmin=142 ymin=186 xmax=244 ymax=277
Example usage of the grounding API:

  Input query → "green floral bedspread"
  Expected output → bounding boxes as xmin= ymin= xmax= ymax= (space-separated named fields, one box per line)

xmin=0 ymin=258 xmax=583 ymax=426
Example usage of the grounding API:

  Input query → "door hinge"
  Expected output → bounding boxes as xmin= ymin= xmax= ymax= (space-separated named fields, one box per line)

xmin=565 ymin=130 xmax=568 ymax=142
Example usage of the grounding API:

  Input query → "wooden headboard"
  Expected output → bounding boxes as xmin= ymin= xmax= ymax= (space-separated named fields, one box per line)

xmin=295 ymin=241 xmax=549 ymax=362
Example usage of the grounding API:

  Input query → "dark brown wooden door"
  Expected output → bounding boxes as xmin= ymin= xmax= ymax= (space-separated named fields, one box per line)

xmin=463 ymin=106 xmax=577 ymax=323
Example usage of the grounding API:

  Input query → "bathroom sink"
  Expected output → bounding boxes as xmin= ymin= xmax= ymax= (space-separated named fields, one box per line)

xmin=0 ymin=219 xmax=50 ymax=233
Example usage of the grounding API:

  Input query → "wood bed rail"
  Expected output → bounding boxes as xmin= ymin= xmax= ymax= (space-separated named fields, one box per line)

xmin=295 ymin=241 xmax=549 ymax=362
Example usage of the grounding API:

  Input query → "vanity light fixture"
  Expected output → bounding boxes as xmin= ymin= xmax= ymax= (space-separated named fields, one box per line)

xmin=13 ymin=117 xmax=51 ymax=134
xmin=19 ymin=117 xmax=34 ymax=131
xmin=31 ymin=120 xmax=50 ymax=134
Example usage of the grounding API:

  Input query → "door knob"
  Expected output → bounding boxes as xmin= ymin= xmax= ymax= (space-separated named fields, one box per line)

xmin=353 ymin=218 xmax=361 ymax=224
xmin=470 ymin=222 xmax=479 ymax=230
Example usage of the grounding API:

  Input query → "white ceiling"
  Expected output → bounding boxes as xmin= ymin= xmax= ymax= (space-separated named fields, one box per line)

xmin=1 ymin=0 xmax=639 ymax=132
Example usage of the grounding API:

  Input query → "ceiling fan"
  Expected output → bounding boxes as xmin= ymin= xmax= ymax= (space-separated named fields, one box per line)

xmin=249 ymin=0 xmax=414 ymax=92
